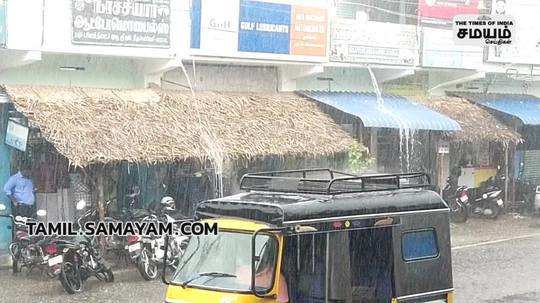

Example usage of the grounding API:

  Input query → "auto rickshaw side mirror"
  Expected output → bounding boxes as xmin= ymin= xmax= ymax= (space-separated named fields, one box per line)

xmin=161 ymin=234 xmax=171 ymax=285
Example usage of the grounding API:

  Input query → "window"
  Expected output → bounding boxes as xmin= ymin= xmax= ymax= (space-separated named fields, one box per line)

xmin=401 ymin=229 xmax=439 ymax=261
xmin=172 ymin=231 xmax=278 ymax=293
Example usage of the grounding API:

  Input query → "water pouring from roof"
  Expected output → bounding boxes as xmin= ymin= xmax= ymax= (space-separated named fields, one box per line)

xmin=367 ymin=66 xmax=412 ymax=173
xmin=179 ymin=62 xmax=225 ymax=198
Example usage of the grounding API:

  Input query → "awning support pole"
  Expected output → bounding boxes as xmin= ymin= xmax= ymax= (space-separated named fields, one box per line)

xmin=96 ymin=169 xmax=106 ymax=253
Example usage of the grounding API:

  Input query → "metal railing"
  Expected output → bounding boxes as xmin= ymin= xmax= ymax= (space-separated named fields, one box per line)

xmin=239 ymin=169 xmax=431 ymax=195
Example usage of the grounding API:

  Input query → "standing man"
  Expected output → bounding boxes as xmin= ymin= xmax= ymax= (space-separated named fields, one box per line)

xmin=3 ymin=163 xmax=35 ymax=218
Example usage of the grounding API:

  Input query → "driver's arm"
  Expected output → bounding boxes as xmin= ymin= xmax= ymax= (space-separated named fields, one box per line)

xmin=278 ymin=272 xmax=289 ymax=303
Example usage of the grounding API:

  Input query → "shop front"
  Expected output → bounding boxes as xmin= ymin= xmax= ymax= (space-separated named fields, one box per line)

xmin=450 ymin=92 xmax=540 ymax=205
xmin=299 ymin=91 xmax=461 ymax=189
xmin=0 ymin=85 xmax=354 ymax=250
xmin=416 ymin=94 xmax=522 ymax=203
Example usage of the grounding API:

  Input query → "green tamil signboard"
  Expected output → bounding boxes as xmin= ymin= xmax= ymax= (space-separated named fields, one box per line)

xmin=0 ymin=0 xmax=5 ymax=47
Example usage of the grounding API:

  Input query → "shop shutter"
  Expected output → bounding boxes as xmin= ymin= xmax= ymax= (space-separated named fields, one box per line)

xmin=0 ymin=91 xmax=8 ymax=103
xmin=523 ymin=150 xmax=540 ymax=184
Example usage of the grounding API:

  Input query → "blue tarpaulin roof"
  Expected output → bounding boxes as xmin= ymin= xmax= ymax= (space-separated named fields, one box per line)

xmin=479 ymin=98 xmax=540 ymax=126
xmin=301 ymin=91 xmax=461 ymax=131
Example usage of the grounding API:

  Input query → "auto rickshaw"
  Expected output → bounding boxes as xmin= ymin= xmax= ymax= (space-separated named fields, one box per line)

xmin=162 ymin=169 xmax=454 ymax=303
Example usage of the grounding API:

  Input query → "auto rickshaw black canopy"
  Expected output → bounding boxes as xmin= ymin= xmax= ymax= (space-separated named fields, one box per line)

xmin=195 ymin=169 xmax=448 ymax=226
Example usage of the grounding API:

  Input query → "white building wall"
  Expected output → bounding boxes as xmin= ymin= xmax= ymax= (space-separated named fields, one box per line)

xmin=162 ymin=64 xmax=278 ymax=92
xmin=296 ymin=67 xmax=378 ymax=92
xmin=441 ymin=77 xmax=540 ymax=98
xmin=5 ymin=0 xmax=44 ymax=51
xmin=0 ymin=54 xmax=144 ymax=89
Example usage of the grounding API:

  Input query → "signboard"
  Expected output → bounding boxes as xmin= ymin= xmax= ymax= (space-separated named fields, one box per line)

xmin=239 ymin=1 xmax=291 ymax=54
xmin=5 ymin=120 xmax=29 ymax=152
xmin=330 ymin=19 xmax=418 ymax=66
xmin=422 ymin=27 xmax=483 ymax=69
xmin=453 ymin=14 xmax=515 ymax=46
xmin=486 ymin=0 xmax=540 ymax=65
xmin=437 ymin=140 xmax=450 ymax=154
xmin=72 ymin=0 xmax=171 ymax=48
xmin=0 ymin=0 xmax=6 ymax=47
xmin=191 ymin=0 xmax=327 ymax=61
xmin=419 ymin=0 xmax=480 ymax=26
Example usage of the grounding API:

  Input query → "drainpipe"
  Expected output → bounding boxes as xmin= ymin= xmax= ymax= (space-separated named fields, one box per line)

xmin=505 ymin=143 xmax=509 ymax=205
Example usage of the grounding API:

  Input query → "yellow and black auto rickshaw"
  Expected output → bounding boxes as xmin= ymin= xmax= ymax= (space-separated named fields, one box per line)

xmin=163 ymin=169 xmax=454 ymax=303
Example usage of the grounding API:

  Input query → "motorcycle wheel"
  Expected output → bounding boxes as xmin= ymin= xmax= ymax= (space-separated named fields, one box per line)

xmin=136 ymin=249 xmax=158 ymax=281
xmin=485 ymin=202 xmax=501 ymax=220
xmin=59 ymin=261 xmax=83 ymax=294
xmin=449 ymin=200 xmax=468 ymax=223
xmin=9 ymin=243 xmax=22 ymax=274
xmin=12 ymin=256 xmax=22 ymax=274
xmin=96 ymin=266 xmax=114 ymax=283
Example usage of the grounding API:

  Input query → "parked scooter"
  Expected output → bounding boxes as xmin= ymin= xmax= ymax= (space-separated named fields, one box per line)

xmin=468 ymin=176 xmax=504 ymax=219
xmin=442 ymin=176 xmax=469 ymax=223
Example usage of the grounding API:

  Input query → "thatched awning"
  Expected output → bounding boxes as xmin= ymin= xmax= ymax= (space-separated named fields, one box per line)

xmin=414 ymin=95 xmax=522 ymax=145
xmin=2 ymin=85 xmax=354 ymax=167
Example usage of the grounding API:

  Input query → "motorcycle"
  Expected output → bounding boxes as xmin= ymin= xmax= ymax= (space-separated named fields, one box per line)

xmin=135 ymin=197 xmax=189 ymax=280
xmin=54 ymin=199 xmax=114 ymax=294
xmin=442 ymin=177 xmax=469 ymax=223
xmin=0 ymin=205 xmax=62 ymax=276
xmin=468 ymin=176 xmax=504 ymax=219
xmin=58 ymin=234 xmax=114 ymax=294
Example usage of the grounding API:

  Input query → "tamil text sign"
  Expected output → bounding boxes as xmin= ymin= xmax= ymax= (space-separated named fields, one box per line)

xmin=330 ymin=19 xmax=418 ymax=66
xmin=72 ymin=0 xmax=171 ymax=48
xmin=453 ymin=14 xmax=515 ymax=46
xmin=6 ymin=121 xmax=29 ymax=152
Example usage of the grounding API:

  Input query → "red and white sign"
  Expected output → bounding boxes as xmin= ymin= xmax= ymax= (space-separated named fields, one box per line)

xmin=419 ymin=0 xmax=480 ymax=24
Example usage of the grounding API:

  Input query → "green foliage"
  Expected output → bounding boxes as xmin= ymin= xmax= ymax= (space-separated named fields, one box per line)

xmin=347 ymin=141 xmax=374 ymax=173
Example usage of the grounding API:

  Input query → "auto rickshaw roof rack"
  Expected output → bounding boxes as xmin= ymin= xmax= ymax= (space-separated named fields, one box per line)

xmin=239 ymin=168 xmax=432 ymax=195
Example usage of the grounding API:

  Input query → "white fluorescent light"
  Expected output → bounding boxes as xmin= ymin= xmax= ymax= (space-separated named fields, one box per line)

xmin=59 ymin=66 xmax=86 ymax=71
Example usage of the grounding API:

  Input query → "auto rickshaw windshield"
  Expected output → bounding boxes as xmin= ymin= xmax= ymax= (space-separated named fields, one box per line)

xmin=171 ymin=231 xmax=278 ymax=293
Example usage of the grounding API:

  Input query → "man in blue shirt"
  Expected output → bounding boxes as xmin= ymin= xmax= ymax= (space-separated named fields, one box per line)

xmin=3 ymin=163 xmax=35 ymax=218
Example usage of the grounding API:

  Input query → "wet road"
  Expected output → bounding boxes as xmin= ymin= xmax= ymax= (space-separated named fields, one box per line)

xmin=453 ymin=234 xmax=540 ymax=303
xmin=0 ymin=267 xmax=165 ymax=302
xmin=0 ymin=224 xmax=539 ymax=302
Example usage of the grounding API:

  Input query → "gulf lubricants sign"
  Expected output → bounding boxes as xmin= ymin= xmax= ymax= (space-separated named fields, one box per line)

xmin=191 ymin=0 xmax=328 ymax=62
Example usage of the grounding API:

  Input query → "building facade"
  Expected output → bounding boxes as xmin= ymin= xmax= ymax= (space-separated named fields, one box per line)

xmin=0 ymin=0 xmax=540 ymax=255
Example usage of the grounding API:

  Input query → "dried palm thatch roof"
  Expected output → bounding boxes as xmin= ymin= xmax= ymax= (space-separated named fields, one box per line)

xmin=412 ymin=95 xmax=522 ymax=145
xmin=2 ymin=85 xmax=355 ymax=167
